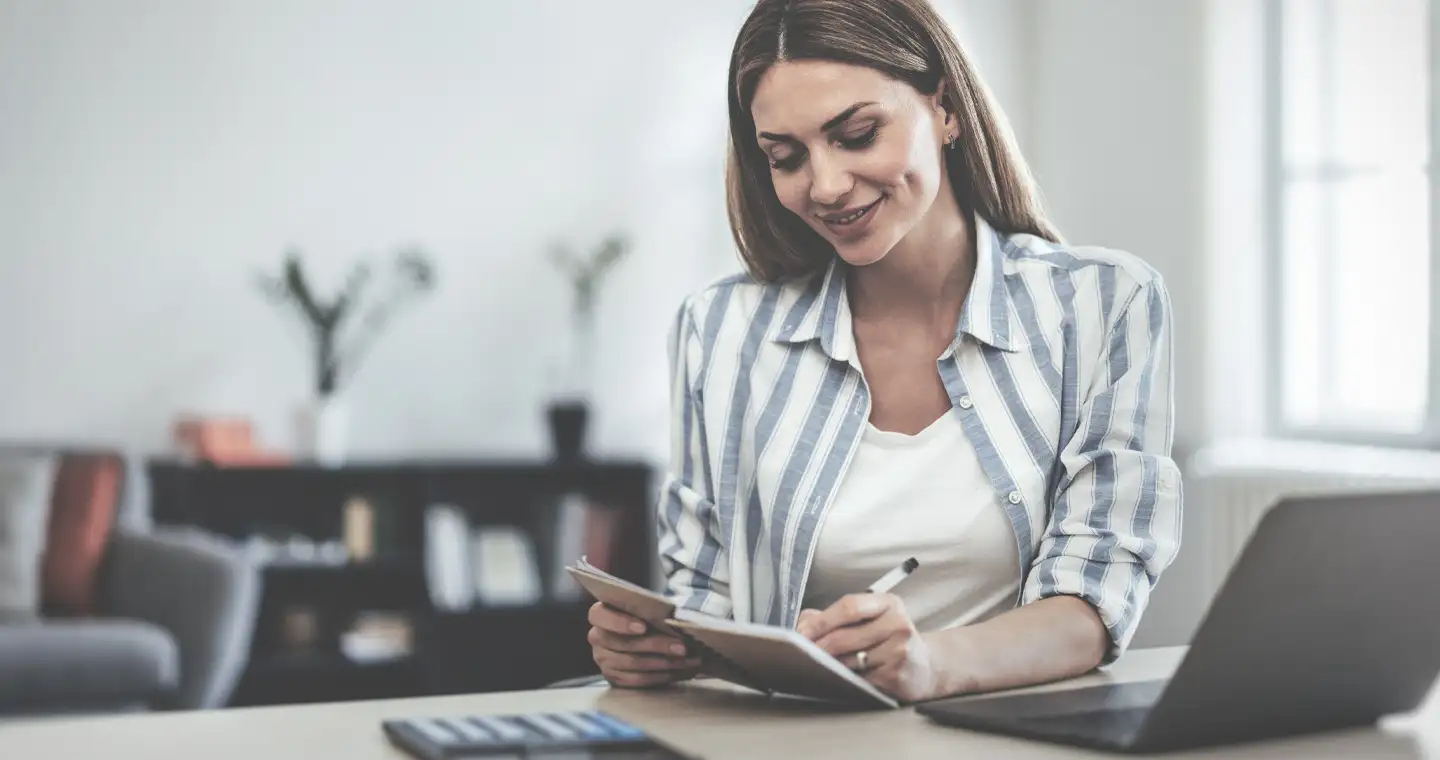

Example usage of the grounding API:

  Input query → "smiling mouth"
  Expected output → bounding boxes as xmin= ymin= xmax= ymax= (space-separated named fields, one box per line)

xmin=817 ymin=197 xmax=883 ymax=230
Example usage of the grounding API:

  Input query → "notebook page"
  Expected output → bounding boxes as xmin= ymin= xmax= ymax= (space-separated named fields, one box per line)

xmin=565 ymin=559 xmax=679 ymax=633
xmin=669 ymin=617 xmax=900 ymax=709
xmin=567 ymin=559 xmax=765 ymax=692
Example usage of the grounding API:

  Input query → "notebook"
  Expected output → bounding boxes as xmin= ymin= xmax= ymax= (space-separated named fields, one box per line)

xmin=566 ymin=557 xmax=899 ymax=709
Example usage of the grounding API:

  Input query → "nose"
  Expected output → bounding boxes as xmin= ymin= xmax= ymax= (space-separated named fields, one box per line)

xmin=807 ymin=150 xmax=852 ymax=208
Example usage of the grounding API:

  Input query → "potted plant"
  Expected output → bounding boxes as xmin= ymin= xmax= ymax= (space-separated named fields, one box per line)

xmin=547 ymin=233 xmax=629 ymax=461
xmin=256 ymin=245 xmax=437 ymax=464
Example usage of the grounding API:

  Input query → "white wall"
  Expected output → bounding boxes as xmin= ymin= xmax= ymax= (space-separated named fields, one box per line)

xmin=932 ymin=0 xmax=1033 ymax=149
xmin=0 ymin=0 xmax=1029 ymax=465
xmin=1204 ymin=0 xmax=1269 ymax=443
xmin=0 ymin=0 xmax=757 ymax=462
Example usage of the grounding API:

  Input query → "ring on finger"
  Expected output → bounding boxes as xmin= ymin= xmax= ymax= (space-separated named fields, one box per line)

xmin=855 ymin=649 xmax=870 ymax=672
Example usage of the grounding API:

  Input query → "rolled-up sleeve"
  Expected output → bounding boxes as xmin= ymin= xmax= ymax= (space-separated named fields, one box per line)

xmin=655 ymin=296 xmax=733 ymax=619
xmin=1022 ymin=275 xmax=1183 ymax=664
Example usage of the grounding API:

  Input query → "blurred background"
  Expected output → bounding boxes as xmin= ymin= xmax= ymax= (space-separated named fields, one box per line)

xmin=0 ymin=0 xmax=1435 ymax=718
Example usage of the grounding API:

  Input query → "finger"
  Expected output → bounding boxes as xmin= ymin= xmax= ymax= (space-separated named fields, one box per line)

xmin=599 ymin=651 xmax=703 ymax=673
xmin=589 ymin=627 xmax=691 ymax=657
xmin=799 ymin=593 xmax=894 ymax=641
xmin=599 ymin=652 xmax=702 ymax=689
xmin=860 ymin=639 xmax=912 ymax=694
xmin=813 ymin=608 xmax=907 ymax=658
xmin=839 ymin=633 xmax=906 ymax=674
xmin=604 ymin=669 xmax=676 ymax=689
xmin=837 ymin=650 xmax=871 ymax=672
xmin=589 ymin=602 xmax=648 ymax=635
xmin=795 ymin=608 xmax=821 ymax=633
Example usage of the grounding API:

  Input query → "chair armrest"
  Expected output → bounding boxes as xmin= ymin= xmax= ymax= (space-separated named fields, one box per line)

xmin=100 ymin=528 xmax=261 ymax=710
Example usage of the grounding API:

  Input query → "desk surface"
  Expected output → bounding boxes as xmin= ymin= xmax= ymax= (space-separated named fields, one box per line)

xmin=5 ymin=647 xmax=1437 ymax=759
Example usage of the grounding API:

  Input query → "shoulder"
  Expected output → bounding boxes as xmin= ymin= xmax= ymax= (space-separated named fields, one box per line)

xmin=672 ymin=268 xmax=819 ymax=345
xmin=998 ymin=230 xmax=1170 ymax=331
xmin=673 ymin=270 xmax=761 ymax=326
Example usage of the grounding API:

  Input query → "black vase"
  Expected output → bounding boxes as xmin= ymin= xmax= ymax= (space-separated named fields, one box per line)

xmin=547 ymin=401 xmax=589 ymax=462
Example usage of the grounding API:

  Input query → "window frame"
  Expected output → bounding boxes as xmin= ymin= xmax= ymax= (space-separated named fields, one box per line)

xmin=1261 ymin=0 xmax=1440 ymax=448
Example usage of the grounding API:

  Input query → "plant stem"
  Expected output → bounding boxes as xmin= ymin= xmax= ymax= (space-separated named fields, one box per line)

xmin=316 ymin=326 xmax=338 ymax=396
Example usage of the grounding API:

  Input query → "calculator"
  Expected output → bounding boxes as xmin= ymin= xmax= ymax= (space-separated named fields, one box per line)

xmin=381 ymin=709 xmax=699 ymax=759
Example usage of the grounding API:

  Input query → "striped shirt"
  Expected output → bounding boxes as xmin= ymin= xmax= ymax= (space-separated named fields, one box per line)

xmin=656 ymin=212 xmax=1183 ymax=663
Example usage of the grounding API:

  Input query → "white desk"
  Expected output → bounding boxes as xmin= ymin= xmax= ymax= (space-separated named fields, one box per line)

xmin=3 ymin=647 xmax=1434 ymax=759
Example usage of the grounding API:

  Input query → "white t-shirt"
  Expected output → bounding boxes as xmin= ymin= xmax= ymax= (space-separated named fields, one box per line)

xmin=800 ymin=411 xmax=1022 ymax=632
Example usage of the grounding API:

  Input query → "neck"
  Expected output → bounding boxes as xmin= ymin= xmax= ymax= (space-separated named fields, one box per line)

xmin=847 ymin=192 xmax=975 ymax=325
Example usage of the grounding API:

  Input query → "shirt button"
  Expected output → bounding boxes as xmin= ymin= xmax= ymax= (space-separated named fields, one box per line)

xmin=959 ymin=395 xmax=974 ymax=409
xmin=1007 ymin=491 xmax=1022 ymax=505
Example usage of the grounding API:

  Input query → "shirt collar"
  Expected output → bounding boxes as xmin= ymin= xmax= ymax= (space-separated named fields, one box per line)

xmin=956 ymin=212 xmax=1019 ymax=353
xmin=770 ymin=256 xmax=851 ymax=359
xmin=771 ymin=211 xmax=1019 ymax=358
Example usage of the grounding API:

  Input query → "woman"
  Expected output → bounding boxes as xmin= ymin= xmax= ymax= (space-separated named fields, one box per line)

xmin=587 ymin=0 xmax=1182 ymax=704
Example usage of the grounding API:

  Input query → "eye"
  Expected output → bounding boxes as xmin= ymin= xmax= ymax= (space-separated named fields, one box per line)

xmin=763 ymin=124 xmax=876 ymax=174
xmin=838 ymin=125 xmax=878 ymax=150
xmin=768 ymin=150 xmax=804 ymax=173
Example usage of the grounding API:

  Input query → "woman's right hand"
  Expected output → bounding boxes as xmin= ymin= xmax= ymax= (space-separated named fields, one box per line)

xmin=587 ymin=602 xmax=702 ymax=688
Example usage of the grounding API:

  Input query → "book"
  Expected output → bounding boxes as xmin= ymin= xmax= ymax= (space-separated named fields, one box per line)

xmin=565 ymin=557 xmax=899 ymax=709
xmin=471 ymin=525 xmax=542 ymax=606
xmin=424 ymin=505 xmax=473 ymax=612
xmin=550 ymin=493 xmax=618 ymax=601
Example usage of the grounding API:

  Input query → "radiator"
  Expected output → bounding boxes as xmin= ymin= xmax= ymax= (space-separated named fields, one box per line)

xmin=1188 ymin=439 xmax=1440 ymax=599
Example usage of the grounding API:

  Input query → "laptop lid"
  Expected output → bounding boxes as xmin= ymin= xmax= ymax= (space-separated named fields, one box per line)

xmin=1135 ymin=488 xmax=1440 ymax=750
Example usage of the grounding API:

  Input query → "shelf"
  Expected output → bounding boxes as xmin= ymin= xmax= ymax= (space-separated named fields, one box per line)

xmin=259 ymin=557 xmax=420 ymax=580
xmin=238 ymin=602 xmax=600 ymax=704
xmin=150 ymin=457 xmax=651 ymax=475
xmin=147 ymin=457 xmax=653 ymax=705
xmin=423 ymin=599 xmax=595 ymax=624
xmin=248 ymin=650 xmax=415 ymax=677
xmin=231 ymin=651 xmax=424 ymax=707
xmin=260 ymin=556 xmax=416 ymax=572
xmin=258 ymin=558 xmax=428 ymax=612
xmin=418 ymin=600 xmax=598 ymax=694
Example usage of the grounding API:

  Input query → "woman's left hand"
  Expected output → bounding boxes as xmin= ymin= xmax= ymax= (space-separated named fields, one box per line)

xmin=796 ymin=593 xmax=942 ymax=703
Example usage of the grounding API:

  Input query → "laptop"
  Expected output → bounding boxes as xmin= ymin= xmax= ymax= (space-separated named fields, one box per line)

xmin=916 ymin=489 xmax=1440 ymax=754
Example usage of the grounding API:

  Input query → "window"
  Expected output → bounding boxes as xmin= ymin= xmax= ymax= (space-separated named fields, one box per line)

xmin=1266 ymin=0 xmax=1438 ymax=444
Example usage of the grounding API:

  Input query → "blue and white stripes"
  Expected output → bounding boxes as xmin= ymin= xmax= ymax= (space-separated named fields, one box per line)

xmin=656 ymin=212 xmax=1182 ymax=663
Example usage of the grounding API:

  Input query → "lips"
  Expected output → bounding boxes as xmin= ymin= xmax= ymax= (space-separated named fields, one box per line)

xmin=817 ymin=196 xmax=883 ymax=236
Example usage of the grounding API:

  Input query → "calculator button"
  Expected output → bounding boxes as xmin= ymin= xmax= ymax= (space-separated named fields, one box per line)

xmin=407 ymin=719 xmax=457 ymax=745
xmin=552 ymin=712 xmax=609 ymax=739
xmin=440 ymin=717 xmax=491 ymax=742
xmin=472 ymin=715 xmax=530 ymax=742
xmin=584 ymin=711 xmax=646 ymax=739
xmin=524 ymin=713 xmax=580 ymax=740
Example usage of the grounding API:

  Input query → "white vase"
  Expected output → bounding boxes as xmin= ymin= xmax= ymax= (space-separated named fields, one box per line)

xmin=297 ymin=395 xmax=350 ymax=466
xmin=553 ymin=310 xmax=596 ymax=402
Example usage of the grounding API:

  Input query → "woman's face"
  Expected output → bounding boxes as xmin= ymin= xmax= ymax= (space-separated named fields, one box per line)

xmin=750 ymin=59 xmax=953 ymax=268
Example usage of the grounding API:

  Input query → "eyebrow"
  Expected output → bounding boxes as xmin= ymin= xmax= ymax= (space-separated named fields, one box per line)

xmin=757 ymin=101 xmax=877 ymax=142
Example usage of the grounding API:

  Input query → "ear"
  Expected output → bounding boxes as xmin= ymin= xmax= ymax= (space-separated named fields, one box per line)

xmin=929 ymin=83 xmax=958 ymax=141
xmin=931 ymin=82 xmax=957 ymax=122
xmin=927 ymin=82 xmax=946 ymax=115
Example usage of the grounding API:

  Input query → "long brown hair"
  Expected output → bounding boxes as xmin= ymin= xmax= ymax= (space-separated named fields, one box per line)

xmin=726 ymin=0 xmax=1060 ymax=283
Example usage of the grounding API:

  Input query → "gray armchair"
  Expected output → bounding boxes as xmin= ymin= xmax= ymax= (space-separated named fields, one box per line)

xmin=0 ymin=527 xmax=260 ymax=716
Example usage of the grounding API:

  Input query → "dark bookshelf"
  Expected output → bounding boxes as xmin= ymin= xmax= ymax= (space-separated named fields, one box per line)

xmin=147 ymin=458 xmax=654 ymax=707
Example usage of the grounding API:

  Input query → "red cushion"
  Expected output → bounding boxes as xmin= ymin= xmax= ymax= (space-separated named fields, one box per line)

xmin=41 ymin=454 xmax=121 ymax=616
